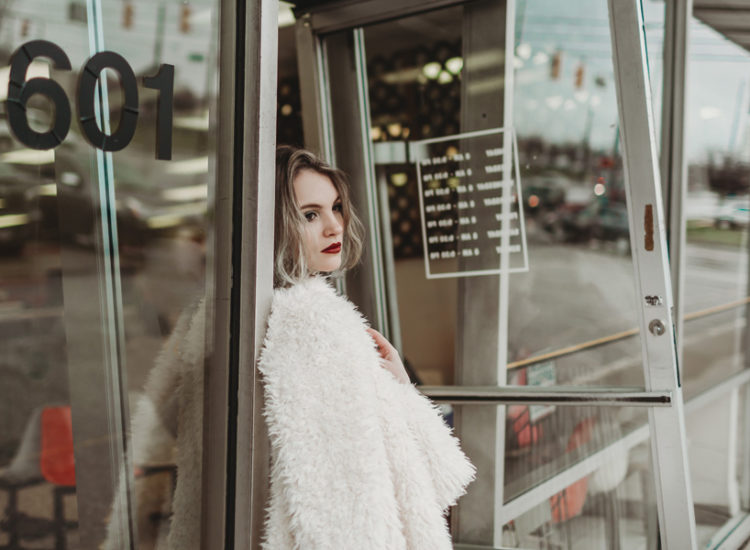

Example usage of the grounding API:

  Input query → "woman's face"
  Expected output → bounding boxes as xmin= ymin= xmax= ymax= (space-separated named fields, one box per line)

xmin=293 ymin=169 xmax=344 ymax=274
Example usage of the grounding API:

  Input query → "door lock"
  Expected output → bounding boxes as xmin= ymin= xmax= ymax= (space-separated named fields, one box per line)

xmin=648 ymin=319 xmax=666 ymax=336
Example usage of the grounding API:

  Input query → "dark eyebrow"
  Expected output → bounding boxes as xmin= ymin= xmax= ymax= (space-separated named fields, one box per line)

xmin=299 ymin=196 xmax=341 ymax=210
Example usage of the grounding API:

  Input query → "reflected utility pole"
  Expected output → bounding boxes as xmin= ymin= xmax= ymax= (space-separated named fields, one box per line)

xmin=152 ymin=2 xmax=167 ymax=69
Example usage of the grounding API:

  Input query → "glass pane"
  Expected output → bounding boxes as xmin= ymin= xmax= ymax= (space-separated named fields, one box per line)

xmin=510 ymin=0 xmax=663 ymax=388
xmin=0 ymin=0 xmax=219 ymax=547
xmin=686 ymin=386 xmax=749 ymax=548
xmin=683 ymin=11 xmax=750 ymax=396
xmin=451 ymin=403 xmax=659 ymax=549
xmin=348 ymin=1 xmax=670 ymax=546
xmin=363 ymin=0 xmax=665 ymax=389
xmin=682 ymin=7 xmax=750 ymax=546
xmin=502 ymin=404 xmax=647 ymax=503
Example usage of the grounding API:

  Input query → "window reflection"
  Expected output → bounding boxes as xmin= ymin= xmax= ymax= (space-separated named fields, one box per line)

xmin=355 ymin=1 xmax=666 ymax=548
xmin=0 ymin=0 xmax=217 ymax=547
xmin=682 ymin=8 xmax=750 ymax=546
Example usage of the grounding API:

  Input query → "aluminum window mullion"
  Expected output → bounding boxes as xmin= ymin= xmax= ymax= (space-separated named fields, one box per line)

xmin=295 ymin=19 xmax=333 ymax=161
xmin=607 ymin=0 xmax=697 ymax=548
xmin=351 ymin=28 xmax=389 ymax=333
xmin=234 ymin=0 xmax=278 ymax=548
xmin=659 ymin=0 xmax=692 ymax=374
xmin=744 ymin=385 xmax=750 ymax=510
xmin=201 ymin=0 xmax=238 ymax=544
xmin=311 ymin=29 xmax=388 ymax=328
xmin=202 ymin=0 xmax=277 ymax=549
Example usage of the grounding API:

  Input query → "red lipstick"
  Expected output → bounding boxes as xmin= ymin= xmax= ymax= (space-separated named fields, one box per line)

xmin=322 ymin=242 xmax=341 ymax=253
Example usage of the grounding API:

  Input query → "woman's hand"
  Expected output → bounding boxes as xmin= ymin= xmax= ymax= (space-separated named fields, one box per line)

xmin=366 ymin=328 xmax=410 ymax=385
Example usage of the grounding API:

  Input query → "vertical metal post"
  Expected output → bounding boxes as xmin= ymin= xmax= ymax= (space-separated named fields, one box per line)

xmin=743 ymin=384 xmax=750 ymax=509
xmin=453 ymin=0 xmax=510 ymax=545
xmin=377 ymin=167 xmax=404 ymax=349
xmin=234 ymin=0 xmax=278 ymax=547
xmin=201 ymin=0 xmax=237 ymax=545
xmin=607 ymin=0 xmax=697 ymax=548
xmin=313 ymin=28 xmax=388 ymax=329
xmin=743 ymin=143 xmax=750 ymax=509
xmin=659 ymin=0 xmax=691 ymax=372
xmin=295 ymin=17 xmax=333 ymax=160
xmin=202 ymin=0 xmax=277 ymax=548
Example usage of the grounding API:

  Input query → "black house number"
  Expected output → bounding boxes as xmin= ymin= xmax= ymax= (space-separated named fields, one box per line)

xmin=6 ymin=40 xmax=174 ymax=160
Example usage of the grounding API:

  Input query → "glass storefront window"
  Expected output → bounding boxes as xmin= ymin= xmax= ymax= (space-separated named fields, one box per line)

xmin=0 ymin=0 xmax=219 ymax=547
xmin=489 ymin=406 xmax=658 ymax=549
xmin=683 ymin=15 xmax=750 ymax=395
xmin=363 ymin=0 xmax=665 ymax=393
xmin=682 ymin=8 xmax=750 ymax=547
xmin=345 ymin=0 xmax=673 ymax=547
xmin=4 ymin=0 xmax=739 ymax=546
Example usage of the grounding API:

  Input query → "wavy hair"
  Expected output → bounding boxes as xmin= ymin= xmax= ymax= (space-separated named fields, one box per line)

xmin=274 ymin=145 xmax=365 ymax=288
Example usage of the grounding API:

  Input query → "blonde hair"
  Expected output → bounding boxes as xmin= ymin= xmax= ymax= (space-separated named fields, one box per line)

xmin=274 ymin=145 xmax=365 ymax=288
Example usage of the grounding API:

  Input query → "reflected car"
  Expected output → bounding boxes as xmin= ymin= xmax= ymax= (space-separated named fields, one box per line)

xmin=0 ymin=163 xmax=36 ymax=255
xmin=545 ymin=200 xmax=630 ymax=246
xmin=713 ymin=199 xmax=750 ymax=229
xmin=34 ymin=144 xmax=207 ymax=248
xmin=522 ymin=173 xmax=568 ymax=215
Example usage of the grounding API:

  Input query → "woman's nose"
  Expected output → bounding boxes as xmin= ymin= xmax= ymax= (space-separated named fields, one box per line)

xmin=324 ymin=213 xmax=343 ymax=236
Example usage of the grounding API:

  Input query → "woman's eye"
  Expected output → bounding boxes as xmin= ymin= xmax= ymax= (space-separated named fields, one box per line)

xmin=333 ymin=203 xmax=343 ymax=212
xmin=304 ymin=212 xmax=317 ymax=221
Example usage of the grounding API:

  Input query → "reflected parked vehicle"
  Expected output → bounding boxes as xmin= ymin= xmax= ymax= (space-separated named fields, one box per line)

xmin=523 ymin=172 xmax=568 ymax=215
xmin=34 ymin=143 xmax=207 ymax=248
xmin=544 ymin=199 xmax=630 ymax=248
xmin=713 ymin=198 xmax=750 ymax=229
xmin=0 ymin=163 xmax=35 ymax=255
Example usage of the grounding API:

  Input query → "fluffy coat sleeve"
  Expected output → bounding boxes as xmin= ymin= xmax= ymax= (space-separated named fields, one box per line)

xmin=258 ymin=277 xmax=474 ymax=550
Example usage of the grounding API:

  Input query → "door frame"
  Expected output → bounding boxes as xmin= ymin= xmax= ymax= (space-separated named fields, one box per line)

xmin=293 ymin=0 xmax=697 ymax=547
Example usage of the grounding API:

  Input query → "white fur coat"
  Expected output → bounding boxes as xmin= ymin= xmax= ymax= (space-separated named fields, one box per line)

xmin=258 ymin=276 xmax=475 ymax=549
xmin=103 ymin=297 xmax=204 ymax=550
xmin=103 ymin=276 xmax=473 ymax=550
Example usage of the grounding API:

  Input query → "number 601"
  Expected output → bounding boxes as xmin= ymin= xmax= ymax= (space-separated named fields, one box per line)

xmin=6 ymin=40 xmax=174 ymax=160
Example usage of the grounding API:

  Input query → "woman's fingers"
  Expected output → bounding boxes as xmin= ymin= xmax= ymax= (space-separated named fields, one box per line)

xmin=366 ymin=327 xmax=392 ymax=359
xmin=366 ymin=328 xmax=409 ymax=384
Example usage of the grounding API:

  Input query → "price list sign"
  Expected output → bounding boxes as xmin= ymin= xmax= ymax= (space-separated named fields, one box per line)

xmin=413 ymin=127 xmax=528 ymax=279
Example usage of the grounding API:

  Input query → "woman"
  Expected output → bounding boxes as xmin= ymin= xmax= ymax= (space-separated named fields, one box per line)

xmin=259 ymin=146 xmax=475 ymax=549
xmin=270 ymin=145 xmax=408 ymax=381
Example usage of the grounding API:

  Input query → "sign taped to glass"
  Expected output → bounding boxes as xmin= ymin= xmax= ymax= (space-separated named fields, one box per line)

xmin=412 ymin=127 xmax=529 ymax=278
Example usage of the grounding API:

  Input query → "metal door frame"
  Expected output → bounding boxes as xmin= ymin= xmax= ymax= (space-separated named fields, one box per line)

xmin=606 ymin=0 xmax=696 ymax=546
xmin=295 ymin=0 xmax=696 ymax=547
xmin=207 ymin=1 xmax=277 ymax=549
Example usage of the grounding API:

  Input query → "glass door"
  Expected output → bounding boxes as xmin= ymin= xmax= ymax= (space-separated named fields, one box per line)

xmin=0 ymin=0 xmax=271 ymax=547
xmin=294 ymin=0 xmax=696 ymax=547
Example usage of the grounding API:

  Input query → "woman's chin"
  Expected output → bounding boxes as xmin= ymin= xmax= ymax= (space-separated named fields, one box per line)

xmin=311 ymin=257 xmax=342 ymax=273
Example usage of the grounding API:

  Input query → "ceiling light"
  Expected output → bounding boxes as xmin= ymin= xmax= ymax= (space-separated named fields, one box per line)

xmin=445 ymin=56 xmax=463 ymax=75
xmin=387 ymin=122 xmax=402 ymax=137
xmin=437 ymin=70 xmax=453 ymax=84
xmin=390 ymin=173 xmax=408 ymax=186
xmin=422 ymin=62 xmax=441 ymax=80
